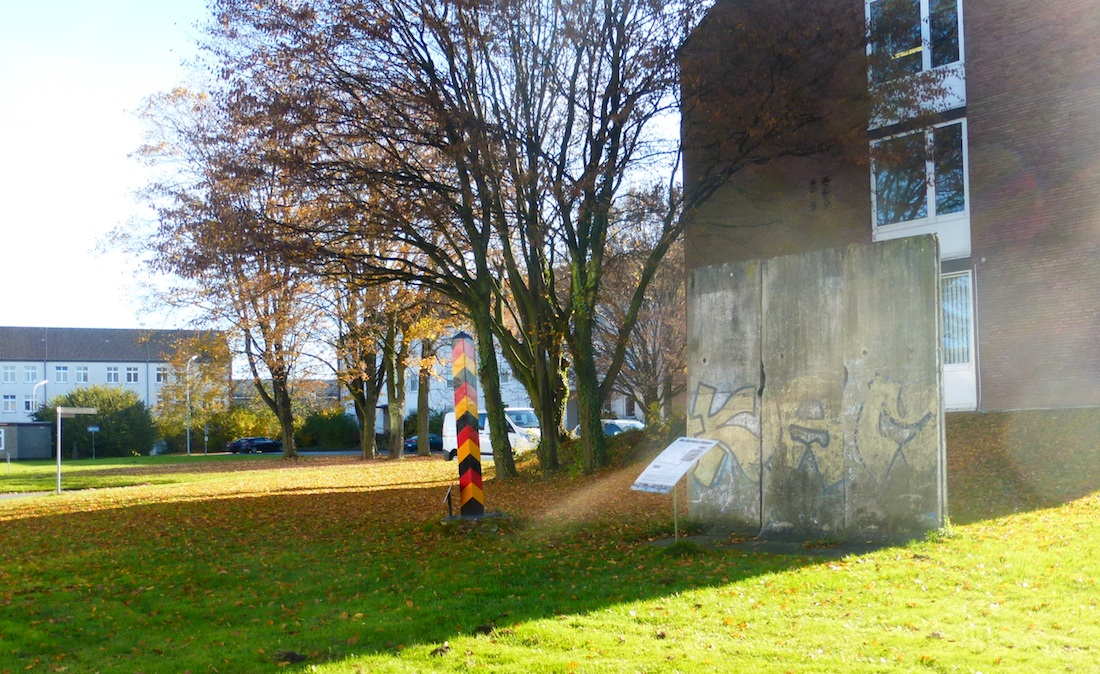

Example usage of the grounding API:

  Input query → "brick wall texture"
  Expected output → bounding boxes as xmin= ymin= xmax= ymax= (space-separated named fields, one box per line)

xmin=966 ymin=0 xmax=1100 ymax=409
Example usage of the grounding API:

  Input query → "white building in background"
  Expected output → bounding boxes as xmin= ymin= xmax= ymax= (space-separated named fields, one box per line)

xmin=0 ymin=326 xmax=219 ymax=420
xmin=352 ymin=341 xmax=534 ymax=433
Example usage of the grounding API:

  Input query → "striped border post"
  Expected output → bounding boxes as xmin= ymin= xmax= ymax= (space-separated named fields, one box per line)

xmin=452 ymin=332 xmax=485 ymax=516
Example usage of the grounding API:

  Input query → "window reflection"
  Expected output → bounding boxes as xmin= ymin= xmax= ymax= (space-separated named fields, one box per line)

xmin=874 ymin=132 xmax=928 ymax=226
xmin=870 ymin=0 xmax=922 ymax=84
xmin=873 ymin=120 xmax=966 ymax=227
xmin=868 ymin=0 xmax=961 ymax=83
xmin=934 ymin=123 xmax=965 ymax=215
xmin=930 ymin=0 xmax=960 ymax=68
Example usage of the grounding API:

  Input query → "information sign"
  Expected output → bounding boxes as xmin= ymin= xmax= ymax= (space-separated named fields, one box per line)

xmin=631 ymin=437 xmax=721 ymax=494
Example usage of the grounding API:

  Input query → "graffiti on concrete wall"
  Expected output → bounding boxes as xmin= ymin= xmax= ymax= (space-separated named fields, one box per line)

xmin=686 ymin=382 xmax=761 ymax=528
xmin=762 ymin=390 xmax=846 ymax=534
xmin=844 ymin=369 xmax=939 ymax=532
xmin=686 ymin=238 xmax=945 ymax=540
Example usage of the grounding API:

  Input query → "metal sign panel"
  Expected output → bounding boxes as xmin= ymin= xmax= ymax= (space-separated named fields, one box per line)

xmin=631 ymin=437 xmax=721 ymax=494
xmin=57 ymin=406 xmax=97 ymax=418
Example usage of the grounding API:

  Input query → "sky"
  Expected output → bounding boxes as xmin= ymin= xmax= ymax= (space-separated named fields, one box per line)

xmin=0 ymin=0 xmax=209 ymax=329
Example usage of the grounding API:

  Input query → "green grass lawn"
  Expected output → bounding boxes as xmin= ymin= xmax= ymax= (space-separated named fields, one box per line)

xmin=1 ymin=412 xmax=1098 ymax=673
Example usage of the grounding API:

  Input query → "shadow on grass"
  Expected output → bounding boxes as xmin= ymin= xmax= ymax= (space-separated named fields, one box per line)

xmin=946 ymin=408 xmax=1100 ymax=524
xmin=7 ymin=409 xmax=1097 ymax=671
xmin=0 ymin=473 xmax=828 ymax=673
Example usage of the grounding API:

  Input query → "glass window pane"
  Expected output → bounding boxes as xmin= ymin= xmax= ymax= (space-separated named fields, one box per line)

xmin=934 ymin=123 xmax=965 ymax=215
xmin=870 ymin=0 xmax=922 ymax=83
xmin=930 ymin=0 xmax=960 ymax=68
xmin=942 ymin=272 xmax=971 ymax=365
xmin=874 ymin=132 xmax=928 ymax=226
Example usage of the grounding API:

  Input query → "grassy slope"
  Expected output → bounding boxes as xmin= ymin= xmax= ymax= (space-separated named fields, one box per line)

xmin=0 ymin=412 xmax=1097 ymax=673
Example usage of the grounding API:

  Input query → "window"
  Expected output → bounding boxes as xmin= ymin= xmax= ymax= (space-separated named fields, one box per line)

xmin=2 ymin=395 xmax=15 ymax=413
xmin=55 ymin=366 xmax=69 ymax=384
xmin=869 ymin=0 xmax=960 ymax=84
xmin=873 ymin=119 xmax=966 ymax=227
xmin=24 ymin=366 xmax=38 ymax=383
xmin=106 ymin=367 xmax=120 ymax=383
xmin=126 ymin=367 xmax=139 ymax=384
xmin=156 ymin=367 xmax=169 ymax=383
xmin=23 ymin=396 xmax=35 ymax=413
xmin=1 ymin=366 xmax=14 ymax=384
xmin=75 ymin=366 xmax=89 ymax=384
xmin=942 ymin=271 xmax=972 ymax=365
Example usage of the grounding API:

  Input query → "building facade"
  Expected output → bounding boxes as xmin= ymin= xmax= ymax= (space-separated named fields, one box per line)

xmin=682 ymin=0 xmax=1100 ymax=411
xmin=0 ymin=327 xmax=220 ymax=420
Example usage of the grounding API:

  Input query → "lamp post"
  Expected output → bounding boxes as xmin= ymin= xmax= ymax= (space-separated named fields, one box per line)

xmin=31 ymin=379 xmax=48 ymax=417
xmin=185 ymin=355 xmax=198 ymax=457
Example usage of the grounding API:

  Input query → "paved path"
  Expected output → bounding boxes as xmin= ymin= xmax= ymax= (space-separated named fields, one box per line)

xmin=0 ymin=491 xmax=51 ymax=500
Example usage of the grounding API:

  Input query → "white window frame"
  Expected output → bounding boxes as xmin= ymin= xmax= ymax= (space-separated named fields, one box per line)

xmin=867 ymin=0 xmax=964 ymax=76
xmin=1 ymin=366 xmax=15 ymax=384
xmin=55 ymin=366 xmax=69 ymax=384
xmin=126 ymin=367 xmax=140 ymax=384
xmin=106 ymin=367 xmax=120 ymax=384
xmin=941 ymin=270 xmax=974 ymax=367
xmin=871 ymin=118 xmax=970 ymax=241
xmin=867 ymin=0 xmax=966 ymax=126
xmin=23 ymin=395 xmax=35 ymax=412
xmin=75 ymin=366 xmax=90 ymax=384
xmin=24 ymin=366 xmax=38 ymax=383
xmin=2 ymin=395 xmax=16 ymax=413
xmin=156 ymin=367 xmax=169 ymax=383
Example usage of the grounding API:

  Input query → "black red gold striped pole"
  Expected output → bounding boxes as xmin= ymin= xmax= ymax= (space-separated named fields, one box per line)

xmin=452 ymin=332 xmax=485 ymax=516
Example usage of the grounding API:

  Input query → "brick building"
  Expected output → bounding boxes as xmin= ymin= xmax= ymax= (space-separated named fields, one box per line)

xmin=681 ymin=0 xmax=1100 ymax=411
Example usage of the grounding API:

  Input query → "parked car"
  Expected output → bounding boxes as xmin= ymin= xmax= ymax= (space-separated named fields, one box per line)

xmin=404 ymin=434 xmax=443 ymax=454
xmin=441 ymin=407 xmax=541 ymax=461
xmin=226 ymin=437 xmax=283 ymax=454
xmin=570 ymin=418 xmax=645 ymax=439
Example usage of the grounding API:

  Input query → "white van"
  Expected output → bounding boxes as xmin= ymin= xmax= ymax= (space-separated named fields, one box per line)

xmin=441 ymin=407 xmax=540 ymax=461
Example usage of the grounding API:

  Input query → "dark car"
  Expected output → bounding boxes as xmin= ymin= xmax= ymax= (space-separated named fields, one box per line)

xmin=404 ymin=434 xmax=443 ymax=454
xmin=226 ymin=437 xmax=283 ymax=454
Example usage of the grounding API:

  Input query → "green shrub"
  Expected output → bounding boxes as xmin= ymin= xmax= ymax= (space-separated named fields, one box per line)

xmin=35 ymin=386 xmax=157 ymax=457
xmin=298 ymin=409 xmax=359 ymax=449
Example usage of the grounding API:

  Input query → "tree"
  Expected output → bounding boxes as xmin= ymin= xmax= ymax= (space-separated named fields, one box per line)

xmin=198 ymin=0 xmax=703 ymax=475
xmin=132 ymin=87 xmax=326 ymax=459
xmin=35 ymin=386 xmax=157 ymax=458
xmin=595 ymin=205 xmax=686 ymax=425
xmin=152 ymin=334 xmax=233 ymax=453
xmin=326 ymin=273 xmax=388 ymax=459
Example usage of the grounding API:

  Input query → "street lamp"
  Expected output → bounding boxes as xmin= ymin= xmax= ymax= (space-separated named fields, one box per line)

xmin=31 ymin=379 xmax=48 ymax=417
xmin=185 ymin=355 xmax=198 ymax=457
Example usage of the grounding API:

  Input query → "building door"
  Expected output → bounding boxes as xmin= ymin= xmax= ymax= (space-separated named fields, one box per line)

xmin=942 ymin=271 xmax=977 ymax=410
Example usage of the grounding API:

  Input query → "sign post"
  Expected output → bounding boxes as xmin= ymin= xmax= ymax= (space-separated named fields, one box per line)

xmin=631 ymin=437 xmax=722 ymax=542
xmin=88 ymin=426 xmax=100 ymax=459
xmin=56 ymin=407 xmax=97 ymax=494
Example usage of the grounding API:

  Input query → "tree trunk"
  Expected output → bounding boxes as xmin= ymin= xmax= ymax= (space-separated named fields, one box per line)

xmin=417 ymin=339 xmax=434 ymax=456
xmin=574 ymin=347 xmax=606 ymax=473
xmin=272 ymin=378 xmax=297 ymax=458
xmin=383 ymin=320 xmax=408 ymax=460
xmin=530 ymin=339 xmax=561 ymax=473
xmin=472 ymin=313 xmax=517 ymax=479
xmin=570 ymin=264 xmax=609 ymax=472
